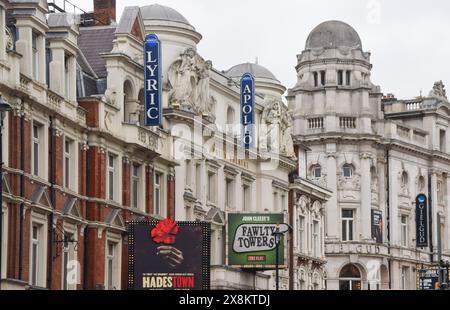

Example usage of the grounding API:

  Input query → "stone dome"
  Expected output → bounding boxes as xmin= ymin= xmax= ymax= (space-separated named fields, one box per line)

xmin=305 ymin=20 xmax=362 ymax=50
xmin=226 ymin=63 xmax=280 ymax=83
xmin=140 ymin=4 xmax=194 ymax=30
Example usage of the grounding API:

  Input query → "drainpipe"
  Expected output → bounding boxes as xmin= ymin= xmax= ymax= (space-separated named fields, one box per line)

xmin=83 ymin=143 xmax=90 ymax=290
xmin=386 ymin=148 xmax=392 ymax=289
xmin=18 ymin=103 xmax=24 ymax=280
xmin=47 ymin=116 xmax=55 ymax=289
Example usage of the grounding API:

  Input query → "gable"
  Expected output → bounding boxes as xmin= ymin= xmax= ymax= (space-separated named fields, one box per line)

xmin=30 ymin=186 xmax=53 ymax=209
xmin=131 ymin=17 xmax=143 ymax=41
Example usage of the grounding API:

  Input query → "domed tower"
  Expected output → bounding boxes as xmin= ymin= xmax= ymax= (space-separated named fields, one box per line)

xmin=288 ymin=21 xmax=387 ymax=290
xmin=140 ymin=4 xmax=202 ymax=74
xmin=226 ymin=62 xmax=286 ymax=100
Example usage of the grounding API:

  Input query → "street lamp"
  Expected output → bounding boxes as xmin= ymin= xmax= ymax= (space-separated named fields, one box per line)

xmin=272 ymin=223 xmax=292 ymax=291
xmin=0 ymin=95 xmax=12 ymax=286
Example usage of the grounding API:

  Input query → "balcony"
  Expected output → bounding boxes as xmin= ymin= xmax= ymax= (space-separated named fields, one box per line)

xmin=210 ymin=266 xmax=270 ymax=290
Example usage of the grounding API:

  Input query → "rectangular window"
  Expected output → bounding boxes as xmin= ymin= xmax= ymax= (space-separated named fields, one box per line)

xmin=313 ymin=72 xmax=318 ymax=87
xmin=131 ymin=164 xmax=140 ymax=209
xmin=440 ymin=129 xmax=446 ymax=152
xmin=207 ymin=171 xmax=216 ymax=203
xmin=346 ymin=71 xmax=351 ymax=86
xmin=273 ymin=192 xmax=278 ymax=212
xmin=298 ymin=215 xmax=305 ymax=252
xmin=62 ymin=232 xmax=74 ymax=290
xmin=64 ymin=138 xmax=73 ymax=189
xmin=243 ymin=185 xmax=251 ymax=211
xmin=30 ymin=224 xmax=41 ymax=286
xmin=225 ymin=178 xmax=234 ymax=209
xmin=32 ymin=32 xmax=39 ymax=80
xmin=401 ymin=215 xmax=408 ymax=247
xmin=107 ymin=154 xmax=116 ymax=201
xmin=320 ymin=71 xmax=326 ymax=86
xmin=154 ymin=172 xmax=162 ymax=215
xmin=281 ymin=194 xmax=286 ymax=212
xmin=106 ymin=242 xmax=116 ymax=290
xmin=313 ymin=220 xmax=319 ymax=256
xmin=195 ymin=163 xmax=201 ymax=198
xmin=401 ymin=266 xmax=409 ymax=290
xmin=342 ymin=210 xmax=354 ymax=241
xmin=32 ymin=123 xmax=41 ymax=176
xmin=65 ymin=54 xmax=70 ymax=98
xmin=337 ymin=70 xmax=343 ymax=86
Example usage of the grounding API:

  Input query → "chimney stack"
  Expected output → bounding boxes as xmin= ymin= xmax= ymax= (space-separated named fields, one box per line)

xmin=93 ymin=0 xmax=116 ymax=25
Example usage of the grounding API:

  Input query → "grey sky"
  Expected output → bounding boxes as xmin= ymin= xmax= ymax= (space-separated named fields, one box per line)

xmin=75 ymin=0 xmax=450 ymax=99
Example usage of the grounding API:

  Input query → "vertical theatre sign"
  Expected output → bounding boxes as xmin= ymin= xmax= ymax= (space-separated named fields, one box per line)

xmin=144 ymin=34 xmax=162 ymax=126
xmin=240 ymin=73 xmax=255 ymax=149
xmin=227 ymin=213 xmax=285 ymax=268
xmin=128 ymin=219 xmax=211 ymax=290
xmin=416 ymin=194 xmax=428 ymax=247
xmin=371 ymin=209 xmax=383 ymax=243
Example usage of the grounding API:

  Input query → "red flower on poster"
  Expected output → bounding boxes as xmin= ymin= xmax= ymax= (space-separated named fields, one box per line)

xmin=151 ymin=218 xmax=180 ymax=244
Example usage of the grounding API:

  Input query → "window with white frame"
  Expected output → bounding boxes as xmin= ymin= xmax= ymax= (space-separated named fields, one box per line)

xmin=61 ymin=230 xmax=77 ymax=290
xmin=297 ymin=214 xmax=305 ymax=252
xmin=313 ymin=220 xmax=319 ymax=257
xmin=30 ymin=222 xmax=46 ymax=287
xmin=401 ymin=215 xmax=408 ymax=247
xmin=225 ymin=178 xmax=234 ymax=209
xmin=32 ymin=122 xmax=44 ymax=177
xmin=185 ymin=160 xmax=191 ymax=189
xmin=64 ymin=54 xmax=70 ymax=98
xmin=273 ymin=191 xmax=278 ymax=211
xmin=107 ymin=153 xmax=117 ymax=201
xmin=211 ymin=227 xmax=224 ymax=265
xmin=312 ymin=165 xmax=321 ymax=178
xmin=105 ymin=240 xmax=120 ymax=290
xmin=343 ymin=164 xmax=354 ymax=178
xmin=281 ymin=194 xmax=286 ymax=212
xmin=32 ymin=32 xmax=39 ymax=80
xmin=154 ymin=171 xmax=164 ymax=216
xmin=131 ymin=164 xmax=141 ymax=209
xmin=346 ymin=71 xmax=351 ymax=86
xmin=243 ymin=184 xmax=251 ymax=211
xmin=337 ymin=70 xmax=343 ymax=86
xmin=298 ymin=149 xmax=306 ymax=178
xmin=64 ymin=137 xmax=75 ymax=190
xmin=341 ymin=209 xmax=354 ymax=241
xmin=207 ymin=171 xmax=217 ymax=204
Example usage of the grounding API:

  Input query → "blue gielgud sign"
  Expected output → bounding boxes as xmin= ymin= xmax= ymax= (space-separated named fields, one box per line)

xmin=144 ymin=34 xmax=162 ymax=126
xmin=240 ymin=73 xmax=255 ymax=149
xmin=416 ymin=194 xmax=428 ymax=248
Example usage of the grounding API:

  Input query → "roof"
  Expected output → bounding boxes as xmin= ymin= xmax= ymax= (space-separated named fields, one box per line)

xmin=305 ymin=20 xmax=362 ymax=50
xmin=78 ymin=26 xmax=116 ymax=78
xmin=116 ymin=6 xmax=140 ymax=34
xmin=226 ymin=62 xmax=280 ymax=83
xmin=47 ymin=13 xmax=76 ymax=28
xmin=140 ymin=4 xmax=190 ymax=25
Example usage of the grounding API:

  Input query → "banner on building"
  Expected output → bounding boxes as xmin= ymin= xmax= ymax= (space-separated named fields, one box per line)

xmin=128 ymin=219 xmax=211 ymax=290
xmin=227 ymin=213 xmax=285 ymax=269
xmin=416 ymin=194 xmax=428 ymax=248
xmin=371 ymin=209 xmax=383 ymax=243
xmin=144 ymin=34 xmax=162 ymax=126
xmin=240 ymin=73 xmax=255 ymax=149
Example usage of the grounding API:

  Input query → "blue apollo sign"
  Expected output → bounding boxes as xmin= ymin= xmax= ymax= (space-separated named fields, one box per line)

xmin=144 ymin=34 xmax=162 ymax=126
xmin=240 ymin=73 xmax=255 ymax=149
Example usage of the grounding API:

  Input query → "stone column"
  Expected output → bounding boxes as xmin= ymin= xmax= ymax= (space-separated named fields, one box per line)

xmin=388 ymin=157 xmax=399 ymax=245
xmin=446 ymin=175 xmax=450 ymax=251
xmin=145 ymin=163 xmax=154 ymax=215
xmin=15 ymin=26 xmax=33 ymax=77
xmin=37 ymin=34 xmax=46 ymax=84
xmin=49 ymin=47 xmax=65 ymax=96
xmin=0 ymin=4 xmax=6 ymax=61
xmin=430 ymin=171 xmax=439 ymax=252
xmin=377 ymin=157 xmax=387 ymax=243
xmin=68 ymin=55 xmax=77 ymax=102
xmin=326 ymin=145 xmax=338 ymax=239
xmin=360 ymin=152 xmax=372 ymax=240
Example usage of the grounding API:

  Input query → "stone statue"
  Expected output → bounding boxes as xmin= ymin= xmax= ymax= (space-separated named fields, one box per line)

xmin=260 ymin=98 xmax=296 ymax=158
xmin=167 ymin=48 xmax=215 ymax=115
xmin=429 ymin=80 xmax=447 ymax=100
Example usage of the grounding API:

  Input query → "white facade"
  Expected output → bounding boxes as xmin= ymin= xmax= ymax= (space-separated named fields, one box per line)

xmin=289 ymin=20 xmax=450 ymax=290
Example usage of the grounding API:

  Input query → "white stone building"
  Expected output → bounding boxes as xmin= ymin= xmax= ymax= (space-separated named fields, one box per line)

xmin=289 ymin=20 xmax=450 ymax=290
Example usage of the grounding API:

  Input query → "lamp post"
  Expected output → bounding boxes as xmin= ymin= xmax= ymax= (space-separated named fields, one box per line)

xmin=272 ymin=223 xmax=292 ymax=291
xmin=0 ymin=95 xmax=12 ymax=286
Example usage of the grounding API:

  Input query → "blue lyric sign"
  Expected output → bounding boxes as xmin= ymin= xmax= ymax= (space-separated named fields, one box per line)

xmin=416 ymin=194 xmax=428 ymax=248
xmin=240 ymin=73 xmax=255 ymax=148
xmin=144 ymin=34 xmax=162 ymax=126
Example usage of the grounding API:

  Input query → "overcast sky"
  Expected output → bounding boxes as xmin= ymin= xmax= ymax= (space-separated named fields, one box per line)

xmin=74 ymin=0 xmax=450 ymax=99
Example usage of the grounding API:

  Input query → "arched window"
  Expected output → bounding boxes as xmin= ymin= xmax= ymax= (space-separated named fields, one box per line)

xmin=343 ymin=164 xmax=354 ymax=178
xmin=401 ymin=171 xmax=409 ymax=187
xmin=227 ymin=106 xmax=235 ymax=125
xmin=311 ymin=165 xmax=321 ymax=178
xmin=339 ymin=264 xmax=362 ymax=290
xmin=123 ymin=80 xmax=135 ymax=123
xmin=418 ymin=176 xmax=425 ymax=193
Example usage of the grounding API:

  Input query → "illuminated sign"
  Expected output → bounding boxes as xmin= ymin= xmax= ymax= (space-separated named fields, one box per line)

xmin=144 ymin=34 xmax=162 ymax=126
xmin=240 ymin=73 xmax=255 ymax=149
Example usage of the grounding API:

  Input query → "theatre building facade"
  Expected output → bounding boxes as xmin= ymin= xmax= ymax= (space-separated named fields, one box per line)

xmin=0 ymin=0 xmax=331 ymax=290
